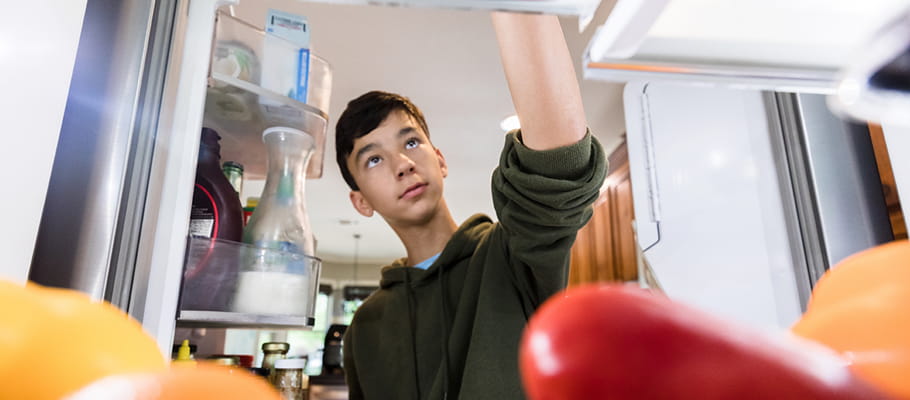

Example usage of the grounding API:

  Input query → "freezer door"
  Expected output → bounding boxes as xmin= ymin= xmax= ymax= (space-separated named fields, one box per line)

xmin=624 ymin=82 xmax=807 ymax=329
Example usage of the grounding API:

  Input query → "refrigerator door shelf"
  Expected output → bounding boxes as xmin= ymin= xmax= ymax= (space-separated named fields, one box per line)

xmin=209 ymin=11 xmax=332 ymax=179
xmin=205 ymin=73 xmax=329 ymax=180
xmin=177 ymin=311 xmax=315 ymax=330
xmin=179 ymin=236 xmax=322 ymax=329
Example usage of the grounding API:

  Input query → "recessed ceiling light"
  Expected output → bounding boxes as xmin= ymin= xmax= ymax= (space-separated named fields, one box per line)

xmin=500 ymin=115 xmax=521 ymax=132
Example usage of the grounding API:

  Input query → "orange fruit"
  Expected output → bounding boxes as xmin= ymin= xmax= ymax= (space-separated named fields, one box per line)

xmin=792 ymin=240 xmax=910 ymax=399
xmin=0 ymin=280 xmax=167 ymax=400
xmin=65 ymin=363 xmax=282 ymax=400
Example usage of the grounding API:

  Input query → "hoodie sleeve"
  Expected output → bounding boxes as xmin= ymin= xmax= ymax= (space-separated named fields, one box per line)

xmin=491 ymin=129 xmax=607 ymax=303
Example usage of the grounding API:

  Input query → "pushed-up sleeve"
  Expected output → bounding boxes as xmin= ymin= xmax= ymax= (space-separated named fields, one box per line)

xmin=491 ymin=129 xmax=608 ymax=304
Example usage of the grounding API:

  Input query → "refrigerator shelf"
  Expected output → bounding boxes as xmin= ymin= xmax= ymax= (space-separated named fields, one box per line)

xmin=204 ymin=11 xmax=332 ymax=179
xmin=179 ymin=237 xmax=322 ymax=330
xmin=177 ymin=310 xmax=315 ymax=330
xmin=204 ymin=73 xmax=329 ymax=180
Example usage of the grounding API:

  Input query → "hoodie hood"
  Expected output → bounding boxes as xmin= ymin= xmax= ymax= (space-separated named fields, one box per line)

xmin=380 ymin=214 xmax=493 ymax=289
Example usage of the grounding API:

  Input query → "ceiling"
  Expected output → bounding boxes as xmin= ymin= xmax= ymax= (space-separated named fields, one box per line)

xmin=228 ymin=0 xmax=626 ymax=264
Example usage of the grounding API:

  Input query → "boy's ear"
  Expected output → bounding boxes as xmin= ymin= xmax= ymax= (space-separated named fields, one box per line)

xmin=435 ymin=147 xmax=448 ymax=178
xmin=349 ymin=191 xmax=374 ymax=217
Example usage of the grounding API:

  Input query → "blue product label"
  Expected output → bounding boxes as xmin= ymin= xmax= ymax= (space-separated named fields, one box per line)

xmin=296 ymin=48 xmax=310 ymax=103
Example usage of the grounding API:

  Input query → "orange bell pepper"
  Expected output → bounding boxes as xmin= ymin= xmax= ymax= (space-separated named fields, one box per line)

xmin=0 ymin=280 xmax=166 ymax=400
xmin=792 ymin=240 xmax=910 ymax=399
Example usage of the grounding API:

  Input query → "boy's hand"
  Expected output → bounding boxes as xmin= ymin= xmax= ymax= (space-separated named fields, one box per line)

xmin=492 ymin=12 xmax=588 ymax=151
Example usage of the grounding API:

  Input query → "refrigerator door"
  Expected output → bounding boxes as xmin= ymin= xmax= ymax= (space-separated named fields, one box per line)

xmin=0 ymin=0 xmax=87 ymax=284
xmin=624 ymin=82 xmax=807 ymax=329
xmin=29 ymin=0 xmax=160 ymax=304
xmin=775 ymin=93 xmax=894 ymax=273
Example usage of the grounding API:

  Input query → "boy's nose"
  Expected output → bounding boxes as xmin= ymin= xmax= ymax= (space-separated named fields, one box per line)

xmin=396 ymin=155 xmax=416 ymax=178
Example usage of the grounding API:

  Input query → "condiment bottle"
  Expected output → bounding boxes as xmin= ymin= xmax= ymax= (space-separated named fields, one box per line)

xmin=261 ymin=341 xmax=290 ymax=371
xmin=172 ymin=340 xmax=196 ymax=367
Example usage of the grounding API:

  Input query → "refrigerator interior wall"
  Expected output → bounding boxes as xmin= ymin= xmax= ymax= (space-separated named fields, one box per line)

xmin=624 ymin=82 xmax=806 ymax=329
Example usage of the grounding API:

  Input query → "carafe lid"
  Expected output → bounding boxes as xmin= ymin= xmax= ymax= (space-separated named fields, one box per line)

xmin=263 ymin=126 xmax=308 ymax=140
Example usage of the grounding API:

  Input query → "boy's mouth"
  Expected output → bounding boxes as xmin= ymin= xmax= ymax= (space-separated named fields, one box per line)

xmin=400 ymin=183 xmax=428 ymax=199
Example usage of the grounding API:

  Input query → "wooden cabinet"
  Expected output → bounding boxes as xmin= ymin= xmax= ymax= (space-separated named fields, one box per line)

xmin=869 ymin=124 xmax=908 ymax=240
xmin=569 ymin=142 xmax=639 ymax=285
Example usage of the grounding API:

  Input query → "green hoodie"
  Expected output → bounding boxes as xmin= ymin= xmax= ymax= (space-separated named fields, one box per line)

xmin=343 ymin=131 xmax=607 ymax=399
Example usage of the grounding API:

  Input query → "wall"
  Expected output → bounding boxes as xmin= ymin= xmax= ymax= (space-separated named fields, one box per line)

xmin=0 ymin=1 xmax=88 ymax=283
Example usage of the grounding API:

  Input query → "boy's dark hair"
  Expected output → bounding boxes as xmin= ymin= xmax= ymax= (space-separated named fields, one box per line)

xmin=335 ymin=91 xmax=431 ymax=191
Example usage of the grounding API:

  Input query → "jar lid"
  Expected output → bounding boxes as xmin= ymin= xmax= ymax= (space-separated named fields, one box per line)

xmin=207 ymin=355 xmax=241 ymax=366
xmin=262 ymin=342 xmax=290 ymax=353
xmin=263 ymin=126 xmax=308 ymax=140
xmin=222 ymin=161 xmax=244 ymax=171
xmin=274 ymin=358 xmax=307 ymax=369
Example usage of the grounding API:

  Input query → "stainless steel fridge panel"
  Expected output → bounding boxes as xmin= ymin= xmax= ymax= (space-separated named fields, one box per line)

xmin=794 ymin=93 xmax=894 ymax=267
xmin=29 ymin=0 xmax=157 ymax=301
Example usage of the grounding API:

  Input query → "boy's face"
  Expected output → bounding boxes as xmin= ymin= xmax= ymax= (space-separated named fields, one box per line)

xmin=347 ymin=110 xmax=448 ymax=226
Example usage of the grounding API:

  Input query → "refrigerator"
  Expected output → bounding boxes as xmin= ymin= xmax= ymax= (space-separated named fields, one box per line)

xmin=20 ymin=0 xmax=908 ymax=360
xmin=623 ymin=82 xmax=893 ymax=329
xmin=24 ymin=0 xmax=606 ymax=356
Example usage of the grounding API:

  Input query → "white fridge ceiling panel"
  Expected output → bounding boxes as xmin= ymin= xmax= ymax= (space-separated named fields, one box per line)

xmin=296 ymin=0 xmax=603 ymax=24
xmin=585 ymin=0 xmax=910 ymax=90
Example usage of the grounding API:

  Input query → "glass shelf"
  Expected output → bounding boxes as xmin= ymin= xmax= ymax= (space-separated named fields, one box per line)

xmin=204 ymin=73 xmax=329 ymax=179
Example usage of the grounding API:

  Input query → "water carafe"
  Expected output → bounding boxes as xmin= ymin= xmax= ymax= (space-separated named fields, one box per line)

xmin=233 ymin=126 xmax=317 ymax=315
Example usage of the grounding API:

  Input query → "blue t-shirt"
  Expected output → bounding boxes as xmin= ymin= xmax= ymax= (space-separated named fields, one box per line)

xmin=412 ymin=252 xmax=441 ymax=270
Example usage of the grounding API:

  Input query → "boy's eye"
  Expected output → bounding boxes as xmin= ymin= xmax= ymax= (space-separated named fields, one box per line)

xmin=405 ymin=138 xmax=419 ymax=149
xmin=366 ymin=156 xmax=381 ymax=168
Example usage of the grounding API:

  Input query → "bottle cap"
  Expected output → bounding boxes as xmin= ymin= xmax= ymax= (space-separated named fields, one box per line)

xmin=262 ymin=342 xmax=290 ymax=353
xmin=207 ymin=355 xmax=241 ymax=367
xmin=274 ymin=358 xmax=307 ymax=369
xmin=223 ymin=161 xmax=244 ymax=172
xmin=172 ymin=339 xmax=197 ymax=366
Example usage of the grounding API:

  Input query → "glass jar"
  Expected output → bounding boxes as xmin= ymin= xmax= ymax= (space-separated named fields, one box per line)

xmin=271 ymin=358 xmax=308 ymax=400
xmin=261 ymin=341 xmax=290 ymax=371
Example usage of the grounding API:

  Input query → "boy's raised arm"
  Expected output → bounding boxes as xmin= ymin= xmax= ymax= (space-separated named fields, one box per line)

xmin=492 ymin=12 xmax=588 ymax=151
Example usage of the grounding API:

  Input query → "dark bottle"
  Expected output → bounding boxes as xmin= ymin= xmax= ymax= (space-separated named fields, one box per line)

xmin=184 ymin=127 xmax=244 ymax=310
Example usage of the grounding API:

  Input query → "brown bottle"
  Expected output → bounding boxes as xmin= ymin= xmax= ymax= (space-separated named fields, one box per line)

xmin=184 ymin=127 xmax=244 ymax=310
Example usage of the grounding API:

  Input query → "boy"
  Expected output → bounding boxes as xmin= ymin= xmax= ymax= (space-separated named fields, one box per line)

xmin=336 ymin=12 xmax=608 ymax=399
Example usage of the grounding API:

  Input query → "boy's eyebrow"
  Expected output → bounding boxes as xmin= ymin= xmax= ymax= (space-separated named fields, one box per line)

xmin=398 ymin=127 xmax=416 ymax=136
xmin=354 ymin=143 xmax=377 ymax=165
